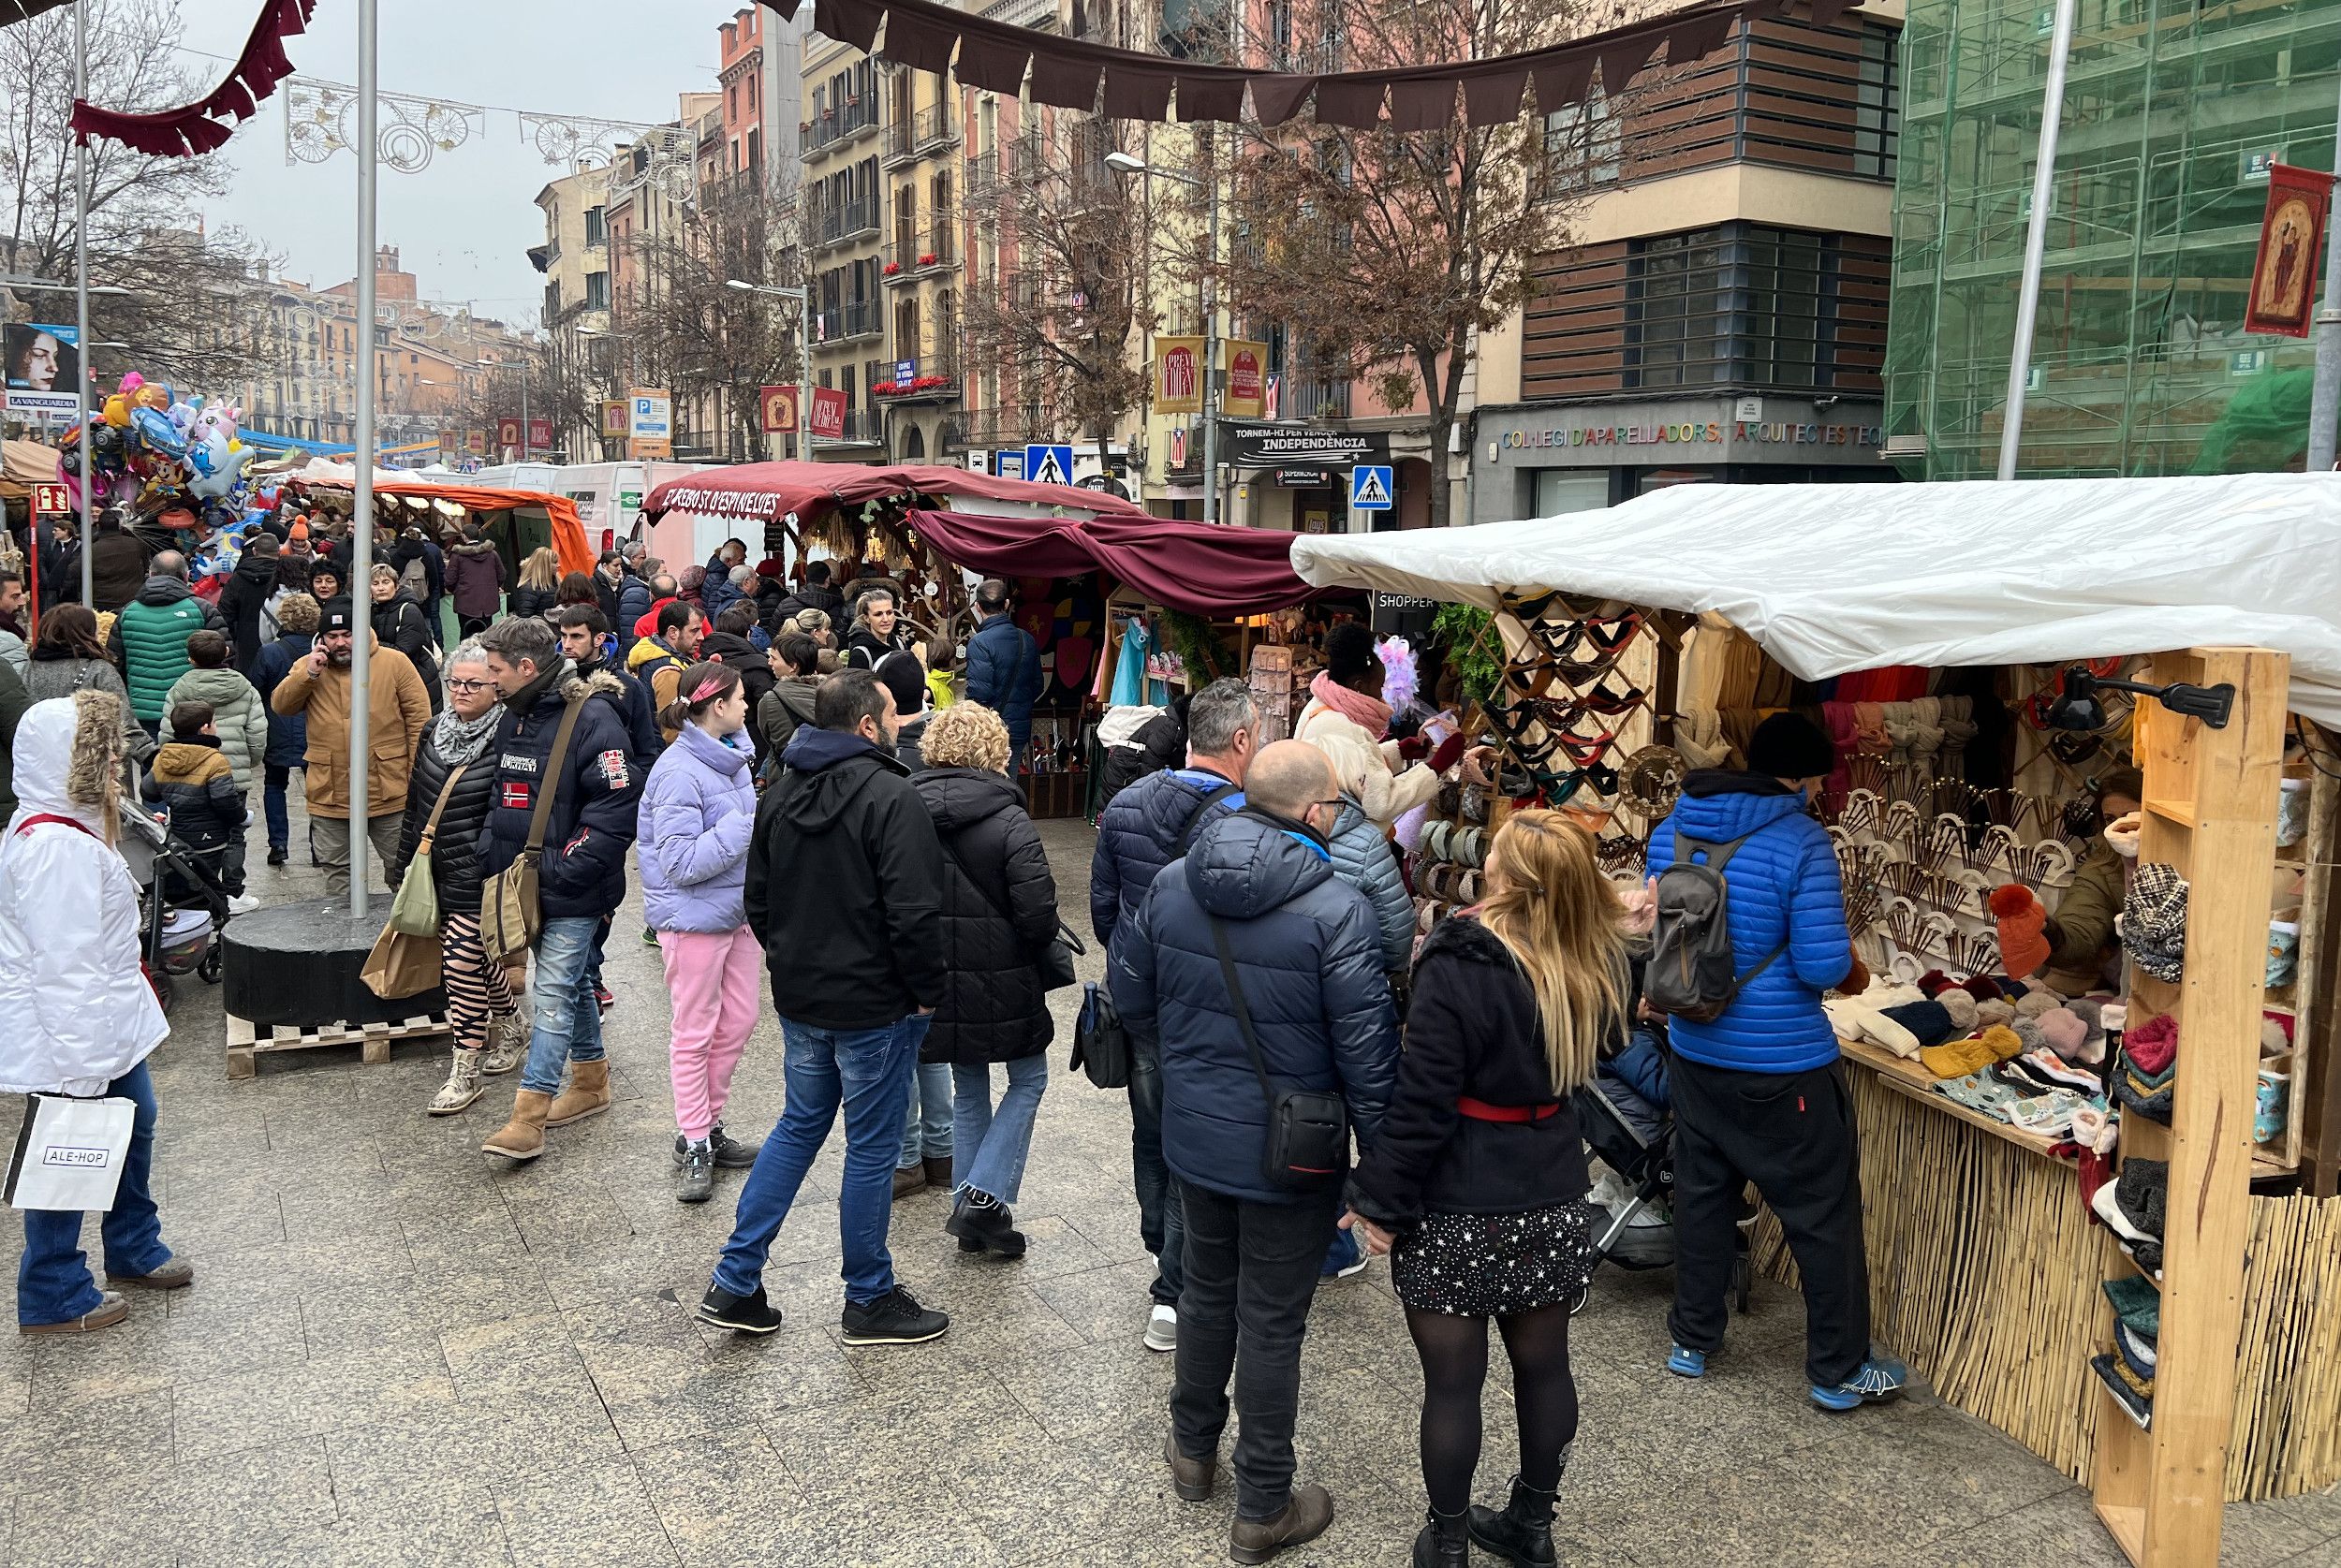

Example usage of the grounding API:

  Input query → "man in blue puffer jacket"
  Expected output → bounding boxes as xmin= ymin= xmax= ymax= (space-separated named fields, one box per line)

xmin=1112 ymin=740 xmax=1397 ymax=1562
xmin=963 ymin=579 xmax=1042 ymax=772
xmin=1644 ymin=711 xmax=1903 ymax=1412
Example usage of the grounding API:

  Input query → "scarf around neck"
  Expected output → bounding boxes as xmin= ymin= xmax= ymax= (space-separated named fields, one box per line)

xmin=1309 ymin=669 xmax=1392 ymax=740
xmin=433 ymin=702 xmax=502 ymax=769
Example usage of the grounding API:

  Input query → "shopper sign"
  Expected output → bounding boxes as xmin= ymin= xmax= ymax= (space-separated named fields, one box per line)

xmin=1155 ymin=336 xmax=1203 ymax=416
xmin=1349 ymin=464 xmax=1394 ymax=511
xmin=1220 ymin=419 xmax=1389 ymax=469
xmin=1224 ymin=340 xmax=1267 ymax=418
xmin=2245 ymin=163 xmax=2330 ymax=338
xmin=1023 ymin=443 xmax=1074 ymax=486
xmin=806 ymin=386 xmax=847 ymax=440
xmin=628 ymin=388 xmax=673 ymax=459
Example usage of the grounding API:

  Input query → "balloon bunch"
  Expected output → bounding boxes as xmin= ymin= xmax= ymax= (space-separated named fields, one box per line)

xmin=56 ymin=373 xmax=269 ymax=581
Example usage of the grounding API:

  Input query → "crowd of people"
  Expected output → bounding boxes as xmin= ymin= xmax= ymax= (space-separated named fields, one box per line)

xmin=0 ymin=517 xmax=1908 ymax=1567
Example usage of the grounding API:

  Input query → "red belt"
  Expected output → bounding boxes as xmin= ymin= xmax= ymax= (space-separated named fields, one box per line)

xmin=1457 ymin=1095 xmax=1561 ymax=1123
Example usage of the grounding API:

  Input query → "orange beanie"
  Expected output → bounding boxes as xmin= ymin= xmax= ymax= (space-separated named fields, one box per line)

xmin=1991 ymin=884 xmax=2052 ymax=979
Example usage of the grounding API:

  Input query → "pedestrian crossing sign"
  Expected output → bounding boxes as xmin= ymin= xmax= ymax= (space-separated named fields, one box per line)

xmin=1024 ymin=444 xmax=1074 ymax=487
xmin=1350 ymin=464 xmax=1394 ymax=511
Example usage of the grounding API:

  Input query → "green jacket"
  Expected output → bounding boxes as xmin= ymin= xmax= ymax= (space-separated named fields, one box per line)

xmin=0 ymin=659 xmax=29 ymax=818
xmin=106 ymin=577 xmax=227 ymax=723
xmin=162 ymin=666 xmax=270 ymax=790
xmin=2043 ymin=841 xmax=2126 ymax=995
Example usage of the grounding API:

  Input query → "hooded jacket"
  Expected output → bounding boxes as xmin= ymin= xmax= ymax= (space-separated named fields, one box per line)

xmin=0 ymin=696 xmax=169 ymax=1094
xmin=913 ymin=765 xmax=1059 ymax=1067
xmin=0 ymin=661 xmax=26 ymax=818
xmin=161 ymin=665 xmax=270 ymax=790
xmin=215 ymin=550 xmax=277 ymax=677
xmin=476 ymin=664 xmax=642 ymax=921
xmin=388 ymin=716 xmax=499 ymax=916
xmin=637 ymin=720 xmax=758 ymax=933
xmin=755 ymin=676 xmax=819 ymax=763
xmin=251 ymin=632 xmax=313 ymax=769
xmin=1089 ymin=766 xmax=1245 ymax=960
xmin=574 ymin=652 xmax=661 ymax=762
xmin=1645 ymin=769 xmax=1852 ymax=1074
xmin=371 ymin=590 xmax=441 ymax=710
xmin=1345 ymin=916 xmax=1600 ymax=1230
xmin=1110 ymin=808 xmax=1399 ymax=1205
xmin=443 ymin=537 xmax=507 ymax=621
xmin=1322 ymin=798 xmax=1415 ymax=974
xmin=1097 ymin=705 xmax=1185 ymax=801
xmin=697 ymin=629 xmax=774 ymax=757
xmin=268 ymin=634 xmax=433 ymax=819
xmin=140 ymin=734 xmax=243 ymax=856
xmin=88 ymin=526 xmax=149 ymax=612
xmin=108 ymin=575 xmax=228 ymax=723
xmin=615 ymin=572 xmax=653 ymax=634
xmin=701 ymin=550 xmax=746 ymax=620
xmin=744 ymin=725 xmax=946 ymax=1030
xmin=964 ymin=613 xmax=1043 ymax=752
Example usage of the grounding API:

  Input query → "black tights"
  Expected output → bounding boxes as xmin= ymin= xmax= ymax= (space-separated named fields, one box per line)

xmin=1405 ymin=1304 xmax=1579 ymax=1516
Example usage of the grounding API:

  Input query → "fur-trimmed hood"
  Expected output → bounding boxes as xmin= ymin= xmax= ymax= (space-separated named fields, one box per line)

xmin=1415 ymin=909 xmax=1518 ymax=973
xmin=10 ymin=690 xmax=126 ymax=835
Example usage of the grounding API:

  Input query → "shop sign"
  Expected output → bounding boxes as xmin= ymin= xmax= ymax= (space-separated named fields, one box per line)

xmin=600 ymin=399 xmax=628 ymax=437
xmin=1221 ymin=419 xmax=1389 ymax=469
xmin=464 ymin=429 xmax=486 ymax=455
xmin=1731 ymin=420 xmax=1886 ymax=447
xmin=759 ymin=385 xmax=799 ymax=433
xmin=496 ymin=416 xmax=523 ymax=451
xmin=1224 ymin=340 xmax=1267 ymax=418
xmin=527 ymin=418 xmax=552 ymax=451
xmin=1499 ymin=420 xmax=1726 ymax=452
xmin=1494 ymin=418 xmax=1883 ymax=456
xmin=807 ymin=386 xmax=847 ymax=440
xmin=1274 ymin=467 xmax=1332 ymax=487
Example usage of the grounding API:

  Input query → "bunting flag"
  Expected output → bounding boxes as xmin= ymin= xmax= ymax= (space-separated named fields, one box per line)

xmin=69 ymin=0 xmax=315 ymax=157
xmin=760 ymin=0 xmax=1815 ymax=130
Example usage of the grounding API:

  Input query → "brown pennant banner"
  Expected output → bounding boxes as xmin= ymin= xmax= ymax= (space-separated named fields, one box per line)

xmin=2245 ymin=163 xmax=2334 ymax=340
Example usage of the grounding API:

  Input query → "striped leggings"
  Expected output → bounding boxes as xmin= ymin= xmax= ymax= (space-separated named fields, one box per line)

xmin=443 ymin=911 xmax=515 ymax=1052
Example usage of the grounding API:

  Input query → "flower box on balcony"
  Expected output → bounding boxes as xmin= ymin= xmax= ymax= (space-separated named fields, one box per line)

xmin=873 ymin=380 xmax=904 ymax=394
xmin=882 ymin=261 xmax=903 ymax=275
xmin=918 ymin=253 xmax=937 ymax=267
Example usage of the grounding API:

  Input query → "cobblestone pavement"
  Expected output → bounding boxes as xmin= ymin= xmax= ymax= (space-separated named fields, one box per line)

xmin=1 ymin=799 xmax=2334 ymax=1567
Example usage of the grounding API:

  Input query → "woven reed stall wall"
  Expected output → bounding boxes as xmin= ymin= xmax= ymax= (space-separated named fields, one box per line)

xmin=1752 ymin=1073 xmax=2341 ymax=1501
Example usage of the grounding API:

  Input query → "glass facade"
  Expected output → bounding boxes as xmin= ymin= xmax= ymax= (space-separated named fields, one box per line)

xmin=1884 ymin=0 xmax=2341 ymax=478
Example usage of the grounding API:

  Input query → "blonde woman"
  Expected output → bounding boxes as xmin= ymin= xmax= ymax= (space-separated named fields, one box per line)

xmin=1343 ymin=810 xmax=1627 ymax=1568
xmin=507 ymin=548 xmax=563 ymax=623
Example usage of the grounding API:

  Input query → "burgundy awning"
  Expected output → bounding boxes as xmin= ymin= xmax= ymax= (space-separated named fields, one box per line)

xmin=904 ymin=507 xmax=1321 ymax=617
xmin=640 ymin=460 xmax=1145 ymax=527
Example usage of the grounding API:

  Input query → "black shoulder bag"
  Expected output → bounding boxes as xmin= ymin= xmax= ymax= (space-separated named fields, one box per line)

xmin=1209 ymin=917 xmax=1350 ymax=1189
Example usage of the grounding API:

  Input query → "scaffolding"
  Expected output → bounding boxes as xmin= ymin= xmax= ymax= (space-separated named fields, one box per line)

xmin=1884 ymin=0 xmax=2341 ymax=478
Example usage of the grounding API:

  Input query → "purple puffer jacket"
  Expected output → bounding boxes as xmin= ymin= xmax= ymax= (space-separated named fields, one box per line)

xmin=637 ymin=720 xmax=757 ymax=932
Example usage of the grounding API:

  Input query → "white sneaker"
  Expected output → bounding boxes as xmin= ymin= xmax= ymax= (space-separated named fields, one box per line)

xmin=226 ymin=894 xmax=260 ymax=915
xmin=1145 ymin=1304 xmax=1177 ymax=1354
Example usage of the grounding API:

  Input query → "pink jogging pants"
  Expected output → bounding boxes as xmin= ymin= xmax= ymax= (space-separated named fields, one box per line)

xmin=658 ymin=926 xmax=764 ymax=1142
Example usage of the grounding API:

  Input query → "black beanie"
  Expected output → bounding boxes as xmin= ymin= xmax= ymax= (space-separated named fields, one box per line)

xmin=1747 ymin=711 xmax=1834 ymax=781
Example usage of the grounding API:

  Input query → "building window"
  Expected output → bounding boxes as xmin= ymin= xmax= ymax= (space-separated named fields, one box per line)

xmin=1624 ymin=222 xmax=1845 ymax=391
xmin=584 ymin=205 xmax=606 ymax=246
xmin=1543 ymin=90 xmax=1621 ymax=194
xmin=585 ymin=271 xmax=609 ymax=311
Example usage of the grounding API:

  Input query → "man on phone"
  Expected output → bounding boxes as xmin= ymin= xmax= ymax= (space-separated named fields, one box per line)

xmin=266 ymin=597 xmax=431 ymax=898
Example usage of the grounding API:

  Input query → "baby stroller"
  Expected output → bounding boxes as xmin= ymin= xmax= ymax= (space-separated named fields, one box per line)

xmin=117 ymin=795 xmax=231 ymax=1011
xmin=1568 ymin=1026 xmax=1754 ymax=1317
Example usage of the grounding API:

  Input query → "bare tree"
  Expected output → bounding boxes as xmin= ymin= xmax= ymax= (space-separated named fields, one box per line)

xmin=1199 ymin=0 xmax=1631 ymax=528
xmin=963 ymin=116 xmax=1154 ymax=469
xmin=0 ymin=0 xmax=264 ymax=389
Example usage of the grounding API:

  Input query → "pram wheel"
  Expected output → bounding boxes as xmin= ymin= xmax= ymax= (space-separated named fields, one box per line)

xmin=1566 ymin=1282 xmax=1591 ymax=1318
xmin=1731 ymin=1250 xmax=1752 ymax=1314
xmin=198 ymin=947 xmax=223 ymax=984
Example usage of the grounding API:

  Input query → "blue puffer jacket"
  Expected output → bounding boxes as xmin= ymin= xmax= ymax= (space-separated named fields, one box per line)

xmin=476 ymin=666 xmax=644 ymax=921
xmin=1323 ymin=798 xmax=1413 ymax=974
xmin=1111 ymin=808 xmax=1399 ymax=1205
xmin=964 ymin=613 xmax=1042 ymax=752
xmin=1645 ymin=771 xmax=1851 ymax=1074
xmin=253 ymin=633 xmax=312 ymax=769
xmin=1090 ymin=766 xmax=1244 ymax=960
xmin=637 ymin=720 xmax=757 ymax=932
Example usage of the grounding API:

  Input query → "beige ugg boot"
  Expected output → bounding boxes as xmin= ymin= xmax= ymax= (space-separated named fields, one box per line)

xmin=481 ymin=1090 xmax=553 ymax=1159
xmin=545 ymin=1060 xmax=611 ymax=1127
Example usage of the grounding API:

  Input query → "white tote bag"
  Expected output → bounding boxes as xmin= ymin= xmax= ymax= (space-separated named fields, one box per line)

xmin=5 ymin=1094 xmax=136 ymax=1212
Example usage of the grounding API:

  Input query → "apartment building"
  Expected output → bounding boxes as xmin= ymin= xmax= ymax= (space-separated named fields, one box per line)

xmin=800 ymin=37 xmax=888 ymax=453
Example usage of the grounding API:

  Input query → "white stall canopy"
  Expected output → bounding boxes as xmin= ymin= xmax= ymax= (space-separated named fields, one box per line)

xmin=1290 ymin=473 xmax=2341 ymax=726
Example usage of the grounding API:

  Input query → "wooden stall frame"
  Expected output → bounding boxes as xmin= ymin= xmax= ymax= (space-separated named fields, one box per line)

xmin=2091 ymin=646 xmax=2288 ymax=1568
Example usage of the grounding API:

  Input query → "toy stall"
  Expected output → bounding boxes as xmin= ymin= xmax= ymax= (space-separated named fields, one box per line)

xmin=281 ymin=473 xmax=596 ymax=582
xmin=1293 ymin=472 xmax=2341 ymax=1566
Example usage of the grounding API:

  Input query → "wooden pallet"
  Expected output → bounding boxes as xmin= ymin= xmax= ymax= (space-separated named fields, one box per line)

xmin=225 ymin=1011 xmax=449 ymax=1079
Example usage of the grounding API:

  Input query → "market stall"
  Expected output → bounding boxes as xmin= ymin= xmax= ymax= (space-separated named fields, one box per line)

xmin=285 ymin=475 xmax=596 ymax=580
xmin=1293 ymin=471 xmax=2341 ymax=1565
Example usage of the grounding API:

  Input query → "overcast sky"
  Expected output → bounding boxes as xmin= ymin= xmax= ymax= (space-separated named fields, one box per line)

xmin=195 ymin=0 xmax=748 ymax=323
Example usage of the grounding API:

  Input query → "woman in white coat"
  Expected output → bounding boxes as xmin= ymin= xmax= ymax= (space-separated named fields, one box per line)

xmin=0 ymin=691 xmax=191 ymax=1333
xmin=1294 ymin=623 xmax=1459 ymax=829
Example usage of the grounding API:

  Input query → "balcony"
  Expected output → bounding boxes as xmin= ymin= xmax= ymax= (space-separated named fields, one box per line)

xmin=1285 ymin=374 xmax=1351 ymax=421
xmin=884 ymin=102 xmax=958 ymax=168
xmin=874 ymin=350 xmax=961 ymax=403
xmin=956 ymin=407 xmax=1035 ymax=448
xmin=884 ymin=227 xmax=957 ymax=282
xmin=808 ymin=196 xmax=881 ymax=251
xmin=806 ymin=95 xmax=880 ymax=154
xmin=966 ymin=149 xmax=997 ymax=197
xmin=1006 ymin=131 xmax=1043 ymax=183
xmin=815 ymin=299 xmax=883 ymax=344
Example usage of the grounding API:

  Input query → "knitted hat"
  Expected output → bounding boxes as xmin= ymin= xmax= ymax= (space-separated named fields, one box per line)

xmin=2092 ymin=1356 xmax=2152 ymax=1429
xmin=2010 ymin=1017 xmax=2049 ymax=1058
xmin=1919 ymin=1033 xmax=1997 ymax=1079
xmin=1746 ymin=711 xmax=1834 ymax=781
xmin=2126 ymin=1013 xmax=2178 ymax=1077
xmin=318 ymin=596 xmax=358 ymax=633
xmin=1976 ymin=996 xmax=2016 ymax=1028
xmin=2065 ymin=998 xmax=2108 ymax=1060
xmin=1992 ymin=884 xmax=2052 ymax=979
xmin=1937 ymin=989 xmax=1980 ymax=1033
xmin=2114 ymin=1157 xmax=2169 ymax=1239
xmin=2012 ymin=987 xmax=2061 ymax=1020
xmin=2117 ymin=863 xmax=2189 ymax=982
xmin=2036 ymin=1007 xmax=2088 ymax=1061
xmin=1877 ymin=1000 xmax=1957 ymax=1051
xmin=2102 ymin=1275 xmax=2160 ymax=1340
xmin=1959 ymin=975 xmax=2004 ymax=1004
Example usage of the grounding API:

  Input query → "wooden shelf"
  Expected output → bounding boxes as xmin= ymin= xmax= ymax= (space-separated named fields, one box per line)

xmin=1838 ymin=1037 xmax=2073 ymax=1164
xmin=2096 ymin=1502 xmax=2146 ymax=1561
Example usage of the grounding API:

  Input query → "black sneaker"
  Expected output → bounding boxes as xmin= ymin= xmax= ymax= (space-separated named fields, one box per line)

xmin=946 ymin=1196 xmax=1027 ymax=1260
xmin=266 ymin=845 xmax=288 ymax=867
xmin=698 ymin=1283 xmax=784 ymax=1334
xmin=708 ymin=1122 xmax=761 ymax=1168
xmin=839 ymin=1286 xmax=950 ymax=1345
xmin=678 ymin=1141 xmax=714 ymax=1204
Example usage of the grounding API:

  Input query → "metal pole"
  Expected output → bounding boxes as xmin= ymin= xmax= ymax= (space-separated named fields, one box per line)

xmin=2304 ymin=94 xmax=2341 ymax=471
xmin=800 ymin=286 xmax=813 ymax=462
xmin=73 ymin=0 xmax=92 ymax=607
xmin=520 ymin=356 xmax=530 ymax=459
xmin=1201 ymin=164 xmax=1219 ymax=524
xmin=1996 ymin=0 xmax=2076 ymax=482
xmin=349 ymin=0 xmax=377 ymax=917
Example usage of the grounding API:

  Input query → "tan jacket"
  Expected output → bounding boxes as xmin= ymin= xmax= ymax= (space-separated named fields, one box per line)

xmin=268 ymin=633 xmax=432 ymax=819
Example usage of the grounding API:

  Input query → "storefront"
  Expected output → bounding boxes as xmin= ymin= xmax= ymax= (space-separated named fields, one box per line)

xmin=1467 ymin=395 xmax=1892 ymax=525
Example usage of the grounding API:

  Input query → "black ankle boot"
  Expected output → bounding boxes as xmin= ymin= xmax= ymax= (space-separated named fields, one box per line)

xmin=1467 ymin=1474 xmax=1558 ymax=1567
xmin=1412 ymin=1505 xmax=1468 ymax=1566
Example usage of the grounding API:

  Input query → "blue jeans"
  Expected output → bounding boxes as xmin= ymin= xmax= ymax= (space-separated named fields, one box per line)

xmin=263 ymin=762 xmax=301 ymax=854
xmin=714 ymin=1014 xmax=926 ymax=1306
xmin=1129 ymin=1031 xmax=1185 ymax=1307
xmin=520 ymin=915 xmax=606 ymax=1093
xmin=1321 ymin=1228 xmax=1361 ymax=1276
xmin=897 ymin=1060 xmax=953 ymax=1169
xmin=951 ymin=1053 xmax=1048 ymax=1206
xmin=19 ymin=1060 xmax=171 ymax=1326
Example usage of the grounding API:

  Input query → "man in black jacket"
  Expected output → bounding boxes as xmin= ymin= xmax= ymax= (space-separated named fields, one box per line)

xmin=474 ymin=615 xmax=643 ymax=1164
xmin=699 ymin=669 xmax=952 ymax=1348
xmin=1112 ymin=740 xmax=1397 ymax=1564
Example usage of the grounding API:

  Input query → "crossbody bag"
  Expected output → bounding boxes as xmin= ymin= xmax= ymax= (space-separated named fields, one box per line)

xmin=478 ymin=694 xmax=586 ymax=962
xmin=1208 ymin=916 xmax=1349 ymax=1189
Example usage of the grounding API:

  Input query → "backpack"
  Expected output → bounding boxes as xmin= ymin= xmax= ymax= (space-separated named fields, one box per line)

xmin=1643 ymin=826 xmax=1789 ymax=1025
xmin=399 ymin=553 xmax=431 ymax=603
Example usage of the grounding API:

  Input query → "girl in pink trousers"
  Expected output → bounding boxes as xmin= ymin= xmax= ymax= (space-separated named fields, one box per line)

xmin=639 ymin=661 xmax=764 ymax=1202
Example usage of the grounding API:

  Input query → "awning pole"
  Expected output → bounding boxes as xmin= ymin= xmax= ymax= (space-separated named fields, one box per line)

xmin=1996 ymin=0 xmax=2076 ymax=482
xmin=349 ymin=0 xmax=377 ymax=917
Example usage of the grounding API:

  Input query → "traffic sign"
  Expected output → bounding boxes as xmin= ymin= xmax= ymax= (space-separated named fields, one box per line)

xmin=1023 ymin=443 xmax=1073 ymax=486
xmin=996 ymin=450 xmax=1026 ymax=480
xmin=1349 ymin=464 xmax=1394 ymax=511
xmin=30 ymin=481 xmax=67 ymax=514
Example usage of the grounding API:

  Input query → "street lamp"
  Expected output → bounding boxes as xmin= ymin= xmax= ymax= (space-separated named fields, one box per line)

xmin=479 ymin=354 xmax=531 ymax=458
xmin=0 ymin=277 xmax=129 ymax=295
xmin=728 ymin=278 xmax=815 ymax=458
xmin=1104 ymin=151 xmax=1221 ymax=524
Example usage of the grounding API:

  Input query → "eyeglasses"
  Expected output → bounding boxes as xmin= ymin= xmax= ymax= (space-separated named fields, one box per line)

xmin=445 ymin=678 xmax=493 ymax=693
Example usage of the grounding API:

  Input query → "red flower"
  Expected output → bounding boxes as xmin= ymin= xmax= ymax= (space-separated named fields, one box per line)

xmin=919 ymin=253 xmax=937 ymax=266
xmin=882 ymin=261 xmax=902 ymax=276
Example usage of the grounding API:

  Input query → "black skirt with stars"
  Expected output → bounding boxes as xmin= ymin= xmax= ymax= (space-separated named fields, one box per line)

xmin=1390 ymin=1201 xmax=1598 ymax=1317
